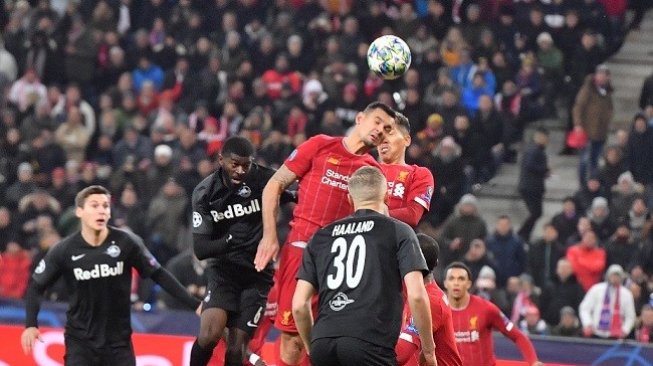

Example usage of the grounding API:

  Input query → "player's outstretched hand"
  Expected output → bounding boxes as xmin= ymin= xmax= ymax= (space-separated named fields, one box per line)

xmin=421 ymin=350 xmax=437 ymax=366
xmin=21 ymin=327 xmax=42 ymax=354
xmin=254 ymin=235 xmax=279 ymax=272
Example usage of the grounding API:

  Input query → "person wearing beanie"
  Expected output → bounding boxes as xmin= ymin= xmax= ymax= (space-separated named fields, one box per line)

xmin=579 ymin=264 xmax=636 ymax=339
xmin=588 ymin=196 xmax=617 ymax=242
xmin=439 ymin=194 xmax=488 ymax=269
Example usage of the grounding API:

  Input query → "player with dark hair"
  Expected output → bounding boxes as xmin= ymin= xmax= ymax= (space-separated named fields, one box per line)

xmin=293 ymin=166 xmax=436 ymax=366
xmin=396 ymin=234 xmax=462 ymax=366
xmin=189 ymin=136 xmax=296 ymax=366
xmin=444 ymin=262 xmax=543 ymax=366
xmin=254 ymin=101 xmax=399 ymax=365
xmin=378 ymin=112 xmax=435 ymax=227
xmin=21 ymin=185 xmax=201 ymax=365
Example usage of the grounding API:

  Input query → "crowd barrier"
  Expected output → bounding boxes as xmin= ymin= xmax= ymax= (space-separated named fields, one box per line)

xmin=1 ymin=300 xmax=652 ymax=365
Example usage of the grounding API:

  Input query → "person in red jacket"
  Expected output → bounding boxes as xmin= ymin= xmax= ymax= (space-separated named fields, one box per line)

xmin=566 ymin=230 xmax=607 ymax=291
xmin=445 ymin=262 xmax=542 ymax=366
xmin=0 ymin=241 xmax=31 ymax=299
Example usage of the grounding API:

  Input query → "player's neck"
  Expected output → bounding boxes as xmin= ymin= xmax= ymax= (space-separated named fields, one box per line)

xmin=81 ymin=227 xmax=110 ymax=247
xmin=449 ymin=293 xmax=471 ymax=310
xmin=355 ymin=202 xmax=386 ymax=214
xmin=342 ymin=135 xmax=371 ymax=155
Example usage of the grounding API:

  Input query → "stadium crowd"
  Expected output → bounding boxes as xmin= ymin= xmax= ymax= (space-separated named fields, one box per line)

xmin=1 ymin=0 xmax=653 ymax=344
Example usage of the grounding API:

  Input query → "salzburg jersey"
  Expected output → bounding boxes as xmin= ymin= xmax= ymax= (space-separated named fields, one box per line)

xmin=284 ymin=134 xmax=379 ymax=243
xmin=399 ymin=282 xmax=462 ymax=366
xmin=450 ymin=295 xmax=538 ymax=366
xmin=381 ymin=164 xmax=434 ymax=212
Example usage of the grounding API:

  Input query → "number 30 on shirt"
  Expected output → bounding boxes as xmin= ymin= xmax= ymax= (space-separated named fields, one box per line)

xmin=327 ymin=235 xmax=367 ymax=290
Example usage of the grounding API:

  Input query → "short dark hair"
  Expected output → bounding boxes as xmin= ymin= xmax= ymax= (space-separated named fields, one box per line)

xmin=534 ymin=126 xmax=549 ymax=136
xmin=394 ymin=112 xmax=411 ymax=136
xmin=363 ymin=101 xmax=396 ymax=119
xmin=417 ymin=233 xmax=439 ymax=272
xmin=563 ymin=196 xmax=575 ymax=204
xmin=221 ymin=136 xmax=255 ymax=158
xmin=445 ymin=261 xmax=473 ymax=282
xmin=75 ymin=185 xmax=111 ymax=208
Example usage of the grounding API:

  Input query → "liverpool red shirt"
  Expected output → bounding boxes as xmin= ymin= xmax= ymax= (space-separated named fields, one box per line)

xmin=450 ymin=295 xmax=538 ymax=366
xmin=398 ymin=282 xmax=462 ymax=366
xmin=284 ymin=134 xmax=379 ymax=243
xmin=381 ymin=163 xmax=434 ymax=227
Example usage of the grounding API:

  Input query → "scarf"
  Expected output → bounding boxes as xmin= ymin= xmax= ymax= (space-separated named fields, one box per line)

xmin=597 ymin=285 xmax=622 ymax=337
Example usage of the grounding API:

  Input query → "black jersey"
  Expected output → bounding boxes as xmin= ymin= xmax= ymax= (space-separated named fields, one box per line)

xmin=191 ymin=163 xmax=294 ymax=273
xmin=31 ymin=227 xmax=160 ymax=348
xmin=297 ymin=209 xmax=428 ymax=350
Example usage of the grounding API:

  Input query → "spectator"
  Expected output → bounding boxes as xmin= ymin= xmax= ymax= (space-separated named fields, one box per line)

xmin=634 ymin=304 xmax=653 ymax=343
xmin=625 ymin=113 xmax=653 ymax=205
xmin=474 ymin=265 xmax=511 ymax=315
xmin=519 ymin=306 xmax=550 ymax=336
xmin=598 ymin=145 xmax=626 ymax=191
xmin=510 ymin=273 xmax=541 ymax=324
xmin=54 ymin=106 xmax=91 ymax=164
xmin=461 ymin=71 xmax=493 ymax=116
xmin=628 ymin=198 xmax=652 ymax=243
xmin=112 ymin=183 xmax=148 ymax=239
xmin=50 ymin=84 xmax=96 ymax=138
xmin=573 ymin=64 xmax=614 ymax=185
xmin=462 ymin=239 xmax=497 ymax=282
xmin=567 ymin=230 xmax=606 ymax=292
xmin=573 ymin=175 xmax=607 ymax=214
xmin=0 ymin=207 xmax=17 ymax=252
xmin=551 ymin=197 xmax=580 ymax=245
xmin=261 ymin=53 xmax=302 ymax=100
xmin=63 ymin=16 xmax=97 ymax=87
xmin=486 ymin=216 xmax=527 ymax=287
xmin=5 ymin=162 xmax=38 ymax=211
xmin=529 ymin=223 xmax=565 ymax=288
xmin=158 ymin=250 xmax=207 ymax=310
xmin=426 ymin=137 xmax=465 ymax=227
xmin=0 ymin=241 xmax=31 ymax=299
xmin=8 ymin=68 xmax=47 ymax=113
xmin=132 ymin=55 xmax=164 ymax=93
xmin=610 ymin=171 xmax=645 ymax=223
xmin=605 ymin=222 xmax=638 ymax=270
xmin=536 ymin=32 xmax=563 ymax=113
xmin=579 ymin=264 xmax=636 ymax=339
xmin=540 ymin=258 xmax=585 ymax=326
xmin=146 ymin=178 xmax=188 ymax=264
xmin=551 ymin=306 xmax=583 ymax=337
xmin=587 ymin=197 xmax=617 ymax=243
xmin=112 ymin=126 xmax=154 ymax=167
xmin=518 ymin=127 xmax=550 ymax=241
xmin=439 ymin=193 xmax=488 ymax=268
xmin=143 ymin=144 xmax=176 ymax=202
xmin=474 ymin=95 xmax=505 ymax=181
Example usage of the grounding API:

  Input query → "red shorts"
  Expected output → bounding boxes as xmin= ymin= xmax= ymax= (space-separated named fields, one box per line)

xmin=274 ymin=241 xmax=307 ymax=333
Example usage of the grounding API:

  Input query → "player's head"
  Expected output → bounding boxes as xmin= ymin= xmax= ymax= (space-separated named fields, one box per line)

xmin=417 ymin=233 xmax=440 ymax=273
xmin=348 ymin=166 xmax=387 ymax=208
xmin=378 ymin=112 xmax=411 ymax=164
xmin=444 ymin=261 xmax=473 ymax=301
xmin=219 ymin=136 xmax=255 ymax=186
xmin=75 ymin=185 xmax=111 ymax=232
xmin=353 ymin=102 xmax=397 ymax=148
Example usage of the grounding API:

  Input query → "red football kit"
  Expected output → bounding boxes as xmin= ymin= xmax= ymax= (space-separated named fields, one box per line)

xmin=450 ymin=295 xmax=538 ymax=366
xmin=381 ymin=163 xmax=434 ymax=227
xmin=274 ymin=134 xmax=379 ymax=332
xmin=396 ymin=282 xmax=462 ymax=366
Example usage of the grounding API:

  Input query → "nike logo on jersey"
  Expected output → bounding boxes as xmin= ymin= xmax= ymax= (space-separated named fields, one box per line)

xmin=71 ymin=254 xmax=86 ymax=261
xmin=246 ymin=321 xmax=258 ymax=328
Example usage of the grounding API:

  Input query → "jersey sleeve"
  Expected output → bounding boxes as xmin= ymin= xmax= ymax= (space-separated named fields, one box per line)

xmin=284 ymin=135 xmax=329 ymax=178
xmin=31 ymin=242 xmax=65 ymax=287
xmin=191 ymin=183 xmax=215 ymax=236
xmin=395 ymin=222 xmax=429 ymax=278
xmin=409 ymin=166 xmax=435 ymax=211
xmin=128 ymin=231 xmax=161 ymax=278
xmin=296 ymin=237 xmax=319 ymax=287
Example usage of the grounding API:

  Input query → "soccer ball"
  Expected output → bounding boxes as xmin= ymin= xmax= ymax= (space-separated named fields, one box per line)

xmin=367 ymin=35 xmax=412 ymax=80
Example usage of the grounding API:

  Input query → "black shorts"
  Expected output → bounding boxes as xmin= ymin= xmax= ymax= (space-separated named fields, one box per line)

xmin=310 ymin=337 xmax=397 ymax=366
xmin=203 ymin=265 xmax=272 ymax=336
xmin=64 ymin=336 xmax=135 ymax=366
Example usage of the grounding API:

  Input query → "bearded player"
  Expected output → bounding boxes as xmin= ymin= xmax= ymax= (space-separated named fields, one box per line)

xmin=254 ymin=101 xmax=399 ymax=366
xmin=378 ymin=113 xmax=434 ymax=227
xmin=396 ymin=234 xmax=462 ymax=366
xmin=444 ymin=262 xmax=543 ymax=366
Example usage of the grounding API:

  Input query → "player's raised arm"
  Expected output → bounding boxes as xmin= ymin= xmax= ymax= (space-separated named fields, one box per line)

xmin=255 ymin=164 xmax=297 ymax=271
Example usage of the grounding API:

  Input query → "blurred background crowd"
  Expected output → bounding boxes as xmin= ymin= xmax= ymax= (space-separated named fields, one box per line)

xmin=1 ymin=0 xmax=653 ymax=343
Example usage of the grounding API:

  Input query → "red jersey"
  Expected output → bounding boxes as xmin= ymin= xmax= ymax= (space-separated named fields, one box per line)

xmin=381 ymin=163 xmax=434 ymax=227
xmin=450 ymin=295 xmax=538 ymax=366
xmin=397 ymin=282 xmax=462 ymax=366
xmin=284 ymin=134 xmax=379 ymax=243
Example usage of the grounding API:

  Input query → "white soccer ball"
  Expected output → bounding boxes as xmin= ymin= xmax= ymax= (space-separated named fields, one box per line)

xmin=367 ymin=35 xmax=412 ymax=80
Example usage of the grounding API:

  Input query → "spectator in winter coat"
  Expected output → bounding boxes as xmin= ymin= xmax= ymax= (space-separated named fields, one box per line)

xmin=528 ymin=224 xmax=565 ymax=288
xmin=567 ymin=231 xmax=606 ymax=291
xmin=486 ymin=216 xmax=527 ymax=287
xmin=540 ymin=259 xmax=585 ymax=326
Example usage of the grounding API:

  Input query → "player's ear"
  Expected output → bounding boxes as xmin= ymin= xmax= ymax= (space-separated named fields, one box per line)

xmin=354 ymin=111 xmax=363 ymax=125
xmin=75 ymin=206 xmax=83 ymax=219
xmin=347 ymin=193 xmax=353 ymax=206
xmin=404 ymin=133 xmax=411 ymax=147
